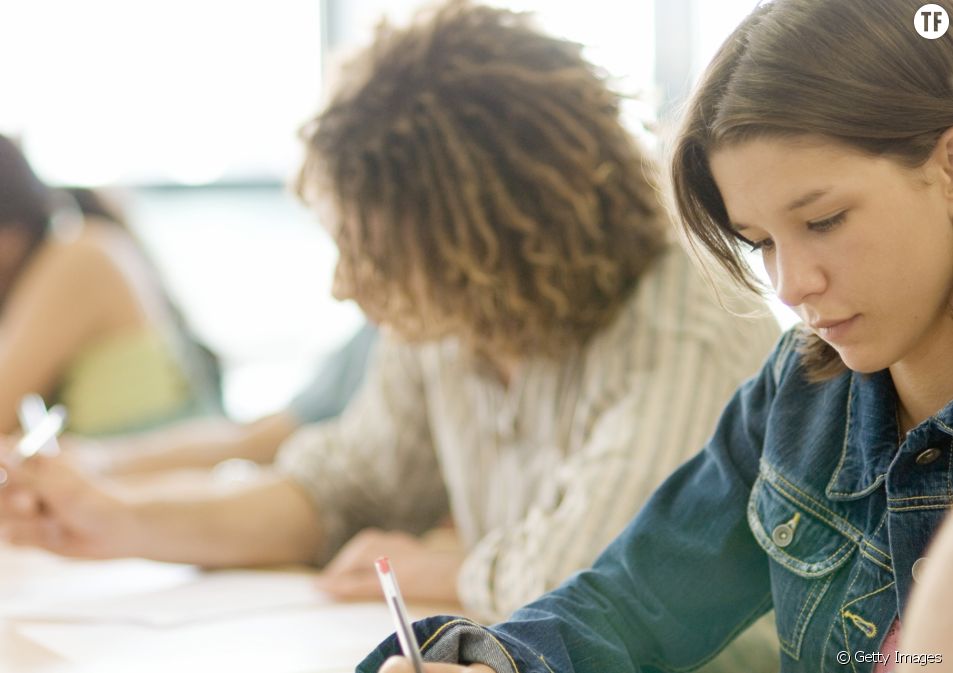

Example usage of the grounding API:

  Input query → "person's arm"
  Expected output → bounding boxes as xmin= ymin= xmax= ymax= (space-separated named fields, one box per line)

xmin=0 ymin=452 xmax=322 ymax=566
xmin=0 ymin=237 xmax=119 ymax=433
xmin=898 ymin=511 xmax=953 ymax=672
xmin=80 ymin=412 xmax=299 ymax=476
xmin=357 ymin=331 xmax=796 ymax=673
xmin=313 ymin=526 xmax=466 ymax=607
xmin=274 ymin=334 xmax=450 ymax=567
xmin=0 ymin=334 xmax=446 ymax=568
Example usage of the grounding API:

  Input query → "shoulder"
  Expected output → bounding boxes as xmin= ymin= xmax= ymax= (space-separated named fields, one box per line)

xmin=362 ymin=329 xmax=434 ymax=384
xmin=10 ymin=221 xmax=158 ymax=334
xmin=26 ymin=221 xmax=135 ymax=291
xmin=623 ymin=245 xmax=773 ymax=331
xmin=588 ymin=244 xmax=780 ymax=367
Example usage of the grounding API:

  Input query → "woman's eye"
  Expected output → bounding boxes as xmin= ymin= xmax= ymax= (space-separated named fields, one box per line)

xmin=746 ymin=238 xmax=774 ymax=253
xmin=808 ymin=210 xmax=847 ymax=232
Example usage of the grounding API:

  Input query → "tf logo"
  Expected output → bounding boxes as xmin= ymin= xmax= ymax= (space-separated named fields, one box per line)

xmin=916 ymin=4 xmax=950 ymax=39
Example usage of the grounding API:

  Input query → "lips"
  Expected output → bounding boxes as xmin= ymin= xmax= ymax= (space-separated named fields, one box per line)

xmin=809 ymin=315 xmax=860 ymax=342
xmin=810 ymin=318 xmax=852 ymax=330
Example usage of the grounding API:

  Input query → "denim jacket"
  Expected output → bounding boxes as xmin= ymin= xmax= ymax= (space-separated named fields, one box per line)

xmin=358 ymin=329 xmax=953 ymax=672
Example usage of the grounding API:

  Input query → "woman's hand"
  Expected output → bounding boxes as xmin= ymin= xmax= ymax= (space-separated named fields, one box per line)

xmin=0 ymin=452 xmax=138 ymax=559
xmin=315 ymin=527 xmax=465 ymax=605
xmin=379 ymin=656 xmax=497 ymax=672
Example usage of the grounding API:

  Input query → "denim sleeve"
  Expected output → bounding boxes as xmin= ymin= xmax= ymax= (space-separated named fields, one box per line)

xmin=356 ymin=330 xmax=797 ymax=673
xmin=287 ymin=323 xmax=377 ymax=424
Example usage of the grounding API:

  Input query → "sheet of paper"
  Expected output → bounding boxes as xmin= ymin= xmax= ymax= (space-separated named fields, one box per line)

xmin=0 ymin=546 xmax=198 ymax=617
xmin=15 ymin=602 xmax=397 ymax=673
xmin=7 ymin=569 xmax=329 ymax=627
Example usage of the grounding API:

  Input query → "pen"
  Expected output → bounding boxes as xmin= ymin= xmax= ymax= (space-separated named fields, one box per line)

xmin=17 ymin=393 xmax=48 ymax=430
xmin=7 ymin=399 xmax=66 ymax=467
xmin=375 ymin=557 xmax=425 ymax=673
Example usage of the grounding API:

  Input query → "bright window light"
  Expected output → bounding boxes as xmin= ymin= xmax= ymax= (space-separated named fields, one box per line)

xmin=0 ymin=0 xmax=322 ymax=186
xmin=693 ymin=0 xmax=760 ymax=78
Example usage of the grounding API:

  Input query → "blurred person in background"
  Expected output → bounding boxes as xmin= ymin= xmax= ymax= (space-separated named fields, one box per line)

xmin=0 ymin=134 xmax=219 ymax=436
xmin=0 ymin=135 xmax=377 ymax=486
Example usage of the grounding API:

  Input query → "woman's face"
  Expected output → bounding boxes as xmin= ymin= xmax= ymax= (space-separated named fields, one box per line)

xmin=709 ymin=134 xmax=953 ymax=374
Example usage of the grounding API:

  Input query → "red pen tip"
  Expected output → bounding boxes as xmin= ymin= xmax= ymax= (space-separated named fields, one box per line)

xmin=375 ymin=556 xmax=390 ymax=573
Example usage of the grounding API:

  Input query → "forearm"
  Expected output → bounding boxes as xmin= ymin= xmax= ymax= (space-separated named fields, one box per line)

xmin=126 ymin=472 xmax=323 ymax=566
xmin=99 ymin=412 xmax=298 ymax=475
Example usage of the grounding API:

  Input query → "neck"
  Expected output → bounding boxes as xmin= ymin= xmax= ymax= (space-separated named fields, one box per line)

xmin=890 ymin=343 xmax=953 ymax=435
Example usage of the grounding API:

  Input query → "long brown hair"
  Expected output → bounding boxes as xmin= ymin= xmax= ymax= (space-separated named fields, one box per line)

xmin=298 ymin=0 xmax=667 ymax=359
xmin=670 ymin=0 xmax=953 ymax=379
xmin=0 ymin=134 xmax=53 ymax=261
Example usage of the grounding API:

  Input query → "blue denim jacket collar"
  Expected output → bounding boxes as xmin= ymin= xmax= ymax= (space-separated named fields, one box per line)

xmin=826 ymin=369 xmax=899 ymax=501
xmin=828 ymin=367 xmax=953 ymax=500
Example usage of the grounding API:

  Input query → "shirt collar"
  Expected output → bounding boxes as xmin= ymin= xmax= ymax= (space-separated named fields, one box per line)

xmin=827 ymin=368 xmax=953 ymax=499
xmin=826 ymin=369 xmax=900 ymax=500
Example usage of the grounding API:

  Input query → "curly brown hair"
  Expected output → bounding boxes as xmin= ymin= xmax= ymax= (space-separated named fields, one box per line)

xmin=297 ymin=0 xmax=668 ymax=359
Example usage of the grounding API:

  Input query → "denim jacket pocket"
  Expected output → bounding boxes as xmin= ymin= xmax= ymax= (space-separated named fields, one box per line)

xmin=748 ymin=473 xmax=855 ymax=661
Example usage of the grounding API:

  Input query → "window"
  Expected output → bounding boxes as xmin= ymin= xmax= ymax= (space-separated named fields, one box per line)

xmin=0 ymin=0 xmax=322 ymax=186
xmin=0 ymin=1 xmax=364 ymax=419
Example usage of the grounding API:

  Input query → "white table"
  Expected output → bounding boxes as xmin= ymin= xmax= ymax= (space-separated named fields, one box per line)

xmin=0 ymin=545 xmax=399 ymax=673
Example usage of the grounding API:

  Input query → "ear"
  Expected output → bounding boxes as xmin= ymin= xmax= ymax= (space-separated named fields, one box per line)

xmin=931 ymin=127 xmax=953 ymax=219
xmin=934 ymin=126 xmax=953 ymax=192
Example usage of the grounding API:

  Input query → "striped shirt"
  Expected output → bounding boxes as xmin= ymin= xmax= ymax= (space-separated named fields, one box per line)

xmin=276 ymin=244 xmax=780 ymax=622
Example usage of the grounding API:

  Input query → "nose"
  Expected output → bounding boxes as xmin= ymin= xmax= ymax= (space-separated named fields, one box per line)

xmin=770 ymin=242 xmax=826 ymax=308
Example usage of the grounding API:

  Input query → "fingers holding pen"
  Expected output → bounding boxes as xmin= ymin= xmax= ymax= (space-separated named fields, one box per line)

xmin=0 ymin=482 xmax=43 ymax=517
xmin=0 ymin=455 xmax=65 ymax=552
xmin=0 ymin=453 xmax=130 ymax=558
xmin=378 ymin=657 xmax=497 ymax=673
xmin=0 ymin=514 xmax=67 ymax=551
xmin=0 ymin=451 xmax=44 ymax=519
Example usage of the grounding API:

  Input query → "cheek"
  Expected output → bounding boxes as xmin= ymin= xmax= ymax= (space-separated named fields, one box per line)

xmin=760 ymin=252 xmax=779 ymax=290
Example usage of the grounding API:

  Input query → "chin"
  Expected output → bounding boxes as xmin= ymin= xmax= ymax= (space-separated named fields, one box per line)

xmin=833 ymin=346 xmax=889 ymax=374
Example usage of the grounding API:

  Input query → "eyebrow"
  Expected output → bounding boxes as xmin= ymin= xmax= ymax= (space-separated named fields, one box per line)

xmin=728 ymin=187 xmax=832 ymax=233
xmin=785 ymin=188 xmax=830 ymax=212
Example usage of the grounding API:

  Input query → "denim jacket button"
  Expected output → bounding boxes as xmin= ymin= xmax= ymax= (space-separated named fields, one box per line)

xmin=915 ymin=448 xmax=942 ymax=465
xmin=771 ymin=523 xmax=795 ymax=547
xmin=912 ymin=557 xmax=928 ymax=583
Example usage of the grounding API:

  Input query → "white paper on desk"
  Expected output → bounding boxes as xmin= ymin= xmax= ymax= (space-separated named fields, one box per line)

xmin=7 ymin=569 xmax=327 ymax=627
xmin=0 ymin=546 xmax=198 ymax=615
xmin=15 ymin=602 xmax=397 ymax=673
